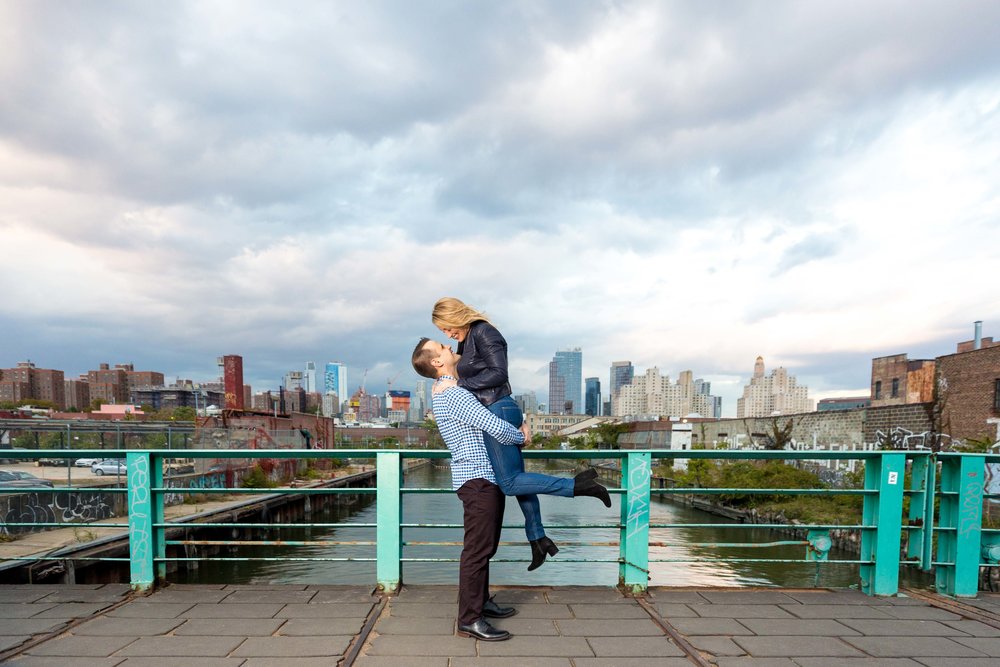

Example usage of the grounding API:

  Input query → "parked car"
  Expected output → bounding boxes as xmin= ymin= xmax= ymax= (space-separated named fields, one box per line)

xmin=74 ymin=458 xmax=100 ymax=467
xmin=91 ymin=459 xmax=127 ymax=476
xmin=0 ymin=470 xmax=55 ymax=488
xmin=37 ymin=457 xmax=71 ymax=467
xmin=164 ymin=458 xmax=195 ymax=474
xmin=0 ymin=447 xmax=27 ymax=464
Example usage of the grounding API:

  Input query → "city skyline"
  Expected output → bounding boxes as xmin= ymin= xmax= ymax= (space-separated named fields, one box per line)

xmin=2 ymin=4 xmax=999 ymax=418
xmin=0 ymin=336 xmax=946 ymax=418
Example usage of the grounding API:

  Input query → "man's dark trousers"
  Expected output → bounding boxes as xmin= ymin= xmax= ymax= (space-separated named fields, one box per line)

xmin=456 ymin=478 xmax=505 ymax=625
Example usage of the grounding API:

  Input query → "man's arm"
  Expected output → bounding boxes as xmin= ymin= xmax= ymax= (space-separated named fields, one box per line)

xmin=439 ymin=387 xmax=524 ymax=446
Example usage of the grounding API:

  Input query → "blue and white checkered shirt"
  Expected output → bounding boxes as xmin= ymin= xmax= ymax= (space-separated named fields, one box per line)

xmin=431 ymin=375 xmax=525 ymax=490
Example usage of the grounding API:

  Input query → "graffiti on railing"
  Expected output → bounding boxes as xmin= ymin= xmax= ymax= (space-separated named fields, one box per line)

xmin=959 ymin=477 xmax=984 ymax=539
xmin=128 ymin=458 xmax=151 ymax=572
xmin=626 ymin=456 xmax=651 ymax=539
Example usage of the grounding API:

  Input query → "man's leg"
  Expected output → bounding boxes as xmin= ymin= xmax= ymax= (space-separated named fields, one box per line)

xmin=456 ymin=478 xmax=504 ymax=626
xmin=483 ymin=479 xmax=505 ymax=603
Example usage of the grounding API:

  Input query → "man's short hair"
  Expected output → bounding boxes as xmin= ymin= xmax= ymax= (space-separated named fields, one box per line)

xmin=411 ymin=337 xmax=438 ymax=379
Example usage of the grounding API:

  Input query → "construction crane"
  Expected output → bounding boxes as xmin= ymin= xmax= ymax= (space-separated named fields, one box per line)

xmin=387 ymin=370 xmax=402 ymax=393
xmin=360 ymin=368 xmax=368 ymax=394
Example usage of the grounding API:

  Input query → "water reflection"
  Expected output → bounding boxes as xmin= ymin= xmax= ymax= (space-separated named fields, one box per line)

xmin=176 ymin=463 xmax=926 ymax=589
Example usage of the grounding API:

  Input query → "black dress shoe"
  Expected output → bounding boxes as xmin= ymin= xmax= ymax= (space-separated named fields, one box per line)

xmin=482 ymin=595 xmax=517 ymax=618
xmin=457 ymin=618 xmax=511 ymax=641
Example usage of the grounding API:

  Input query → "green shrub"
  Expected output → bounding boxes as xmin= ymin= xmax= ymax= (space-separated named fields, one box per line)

xmin=241 ymin=465 xmax=278 ymax=488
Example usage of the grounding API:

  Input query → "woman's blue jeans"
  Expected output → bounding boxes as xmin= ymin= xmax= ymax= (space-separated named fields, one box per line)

xmin=482 ymin=396 xmax=574 ymax=541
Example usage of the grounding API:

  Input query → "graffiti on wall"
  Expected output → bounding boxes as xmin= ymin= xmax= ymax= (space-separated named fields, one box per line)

xmin=874 ymin=427 xmax=952 ymax=451
xmin=1 ymin=491 xmax=117 ymax=536
xmin=163 ymin=473 xmax=227 ymax=506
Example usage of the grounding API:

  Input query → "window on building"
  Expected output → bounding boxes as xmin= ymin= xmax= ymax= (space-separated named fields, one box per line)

xmin=994 ymin=379 xmax=1000 ymax=411
xmin=874 ymin=381 xmax=882 ymax=400
xmin=891 ymin=378 xmax=899 ymax=398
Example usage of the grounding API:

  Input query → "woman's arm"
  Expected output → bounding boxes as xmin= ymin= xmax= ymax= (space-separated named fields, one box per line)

xmin=457 ymin=323 xmax=509 ymax=391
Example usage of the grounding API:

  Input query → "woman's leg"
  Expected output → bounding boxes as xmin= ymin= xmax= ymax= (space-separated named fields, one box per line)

xmin=480 ymin=398 xmax=549 ymax=541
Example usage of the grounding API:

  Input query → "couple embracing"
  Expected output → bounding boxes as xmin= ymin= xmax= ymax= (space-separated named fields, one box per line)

xmin=411 ymin=297 xmax=611 ymax=642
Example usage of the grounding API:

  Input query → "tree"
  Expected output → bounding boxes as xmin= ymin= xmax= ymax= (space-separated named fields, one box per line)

xmin=171 ymin=406 xmax=196 ymax=422
xmin=763 ymin=418 xmax=794 ymax=450
xmin=592 ymin=422 xmax=629 ymax=449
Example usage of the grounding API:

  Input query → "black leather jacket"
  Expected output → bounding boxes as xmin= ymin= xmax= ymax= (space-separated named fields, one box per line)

xmin=456 ymin=320 xmax=512 ymax=407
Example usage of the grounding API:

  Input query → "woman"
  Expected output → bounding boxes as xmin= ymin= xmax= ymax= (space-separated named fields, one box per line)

xmin=431 ymin=297 xmax=610 ymax=570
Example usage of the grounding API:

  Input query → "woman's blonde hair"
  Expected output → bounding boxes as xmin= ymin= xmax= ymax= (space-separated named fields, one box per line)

xmin=431 ymin=297 xmax=491 ymax=330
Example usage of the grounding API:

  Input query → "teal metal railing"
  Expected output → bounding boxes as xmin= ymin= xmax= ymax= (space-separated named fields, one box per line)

xmin=1 ymin=447 xmax=998 ymax=597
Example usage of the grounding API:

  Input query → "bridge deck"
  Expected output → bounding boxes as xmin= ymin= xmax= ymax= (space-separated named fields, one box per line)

xmin=2 ymin=584 xmax=1000 ymax=666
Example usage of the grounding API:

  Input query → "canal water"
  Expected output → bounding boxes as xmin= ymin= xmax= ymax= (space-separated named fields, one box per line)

xmin=175 ymin=463 xmax=930 ymax=589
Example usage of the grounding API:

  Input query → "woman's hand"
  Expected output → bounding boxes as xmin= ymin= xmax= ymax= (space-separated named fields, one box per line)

xmin=519 ymin=423 xmax=532 ymax=447
xmin=433 ymin=377 xmax=458 ymax=394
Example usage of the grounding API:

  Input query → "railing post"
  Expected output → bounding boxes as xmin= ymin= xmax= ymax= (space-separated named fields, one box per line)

xmin=860 ymin=452 xmax=905 ymax=596
xmin=619 ymin=451 xmax=651 ymax=594
xmin=376 ymin=451 xmax=401 ymax=593
xmin=126 ymin=451 xmax=162 ymax=590
xmin=907 ymin=453 xmax=935 ymax=571
xmin=936 ymin=454 xmax=985 ymax=597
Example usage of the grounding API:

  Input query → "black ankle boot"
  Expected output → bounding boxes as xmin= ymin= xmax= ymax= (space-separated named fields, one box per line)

xmin=574 ymin=472 xmax=611 ymax=508
xmin=528 ymin=536 xmax=559 ymax=571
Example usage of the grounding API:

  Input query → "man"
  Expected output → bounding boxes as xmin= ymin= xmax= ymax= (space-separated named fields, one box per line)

xmin=411 ymin=336 xmax=525 ymax=642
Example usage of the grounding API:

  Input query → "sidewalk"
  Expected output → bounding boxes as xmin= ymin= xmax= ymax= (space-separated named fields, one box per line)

xmin=2 ymin=583 xmax=1000 ymax=666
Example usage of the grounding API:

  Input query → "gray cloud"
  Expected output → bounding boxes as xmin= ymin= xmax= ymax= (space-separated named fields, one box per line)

xmin=3 ymin=1 xmax=1000 ymax=413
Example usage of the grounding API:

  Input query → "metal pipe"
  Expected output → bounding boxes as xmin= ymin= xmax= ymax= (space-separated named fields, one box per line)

xmin=975 ymin=320 xmax=983 ymax=350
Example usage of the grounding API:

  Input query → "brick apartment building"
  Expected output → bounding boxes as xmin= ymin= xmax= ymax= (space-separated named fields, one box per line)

xmin=86 ymin=363 xmax=165 ymax=405
xmin=64 ymin=378 xmax=90 ymax=411
xmin=87 ymin=364 xmax=130 ymax=404
xmin=937 ymin=334 xmax=1000 ymax=442
xmin=870 ymin=354 xmax=935 ymax=406
xmin=0 ymin=361 xmax=66 ymax=409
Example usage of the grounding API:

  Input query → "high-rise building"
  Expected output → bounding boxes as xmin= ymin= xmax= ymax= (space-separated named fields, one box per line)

xmin=87 ymin=363 xmax=129 ymax=405
xmin=736 ymin=356 xmax=813 ymax=417
xmin=409 ymin=380 xmax=427 ymax=422
xmin=349 ymin=389 xmax=381 ymax=422
xmin=64 ymin=378 xmax=90 ymax=411
xmin=693 ymin=378 xmax=722 ymax=418
xmin=609 ymin=361 xmax=634 ymax=414
xmin=386 ymin=390 xmax=411 ymax=419
xmin=321 ymin=392 xmax=340 ymax=417
xmin=284 ymin=370 xmax=304 ymax=391
xmin=304 ymin=361 xmax=319 ymax=394
xmin=324 ymin=362 xmax=348 ymax=403
xmin=549 ymin=348 xmax=582 ymax=414
xmin=514 ymin=391 xmax=538 ymax=415
xmin=615 ymin=367 xmax=721 ymax=418
xmin=0 ymin=361 xmax=66 ymax=409
xmin=585 ymin=377 xmax=601 ymax=416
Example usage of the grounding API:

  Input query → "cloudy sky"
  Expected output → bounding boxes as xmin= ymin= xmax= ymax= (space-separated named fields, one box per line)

xmin=2 ymin=1 xmax=999 ymax=416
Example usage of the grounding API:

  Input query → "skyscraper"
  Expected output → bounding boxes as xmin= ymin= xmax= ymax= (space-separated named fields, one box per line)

xmin=585 ymin=377 xmax=601 ymax=416
xmin=514 ymin=391 xmax=538 ymax=415
xmin=303 ymin=361 xmax=318 ymax=393
xmin=609 ymin=361 xmax=634 ymax=414
xmin=736 ymin=356 xmax=812 ymax=417
xmin=549 ymin=348 xmax=583 ymax=414
xmin=324 ymin=362 xmax=348 ymax=402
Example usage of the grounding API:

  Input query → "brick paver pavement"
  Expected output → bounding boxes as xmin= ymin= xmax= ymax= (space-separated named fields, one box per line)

xmin=2 ymin=584 xmax=1000 ymax=665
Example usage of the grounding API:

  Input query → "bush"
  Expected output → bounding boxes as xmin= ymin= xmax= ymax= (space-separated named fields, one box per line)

xmin=241 ymin=465 xmax=278 ymax=488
